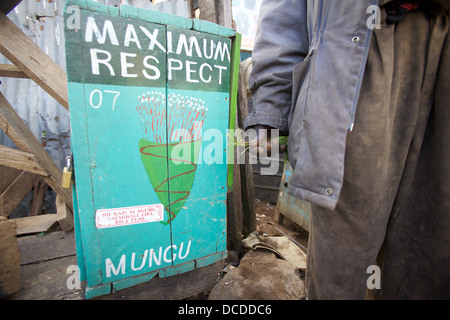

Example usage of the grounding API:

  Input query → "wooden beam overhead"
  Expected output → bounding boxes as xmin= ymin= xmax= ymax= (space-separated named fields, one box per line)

xmin=0 ymin=11 xmax=69 ymax=110
xmin=0 ymin=145 xmax=48 ymax=176
xmin=0 ymin=64 xmax=28 ymax=79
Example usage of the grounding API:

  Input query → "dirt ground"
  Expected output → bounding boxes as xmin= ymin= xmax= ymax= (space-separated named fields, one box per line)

xmin=254 ymin=199 xmax=309 ymax=255
xmin=203 ymin=199 xmax=310 ymax=300
xmin=185 ymin=199 xmax=310 ymax=300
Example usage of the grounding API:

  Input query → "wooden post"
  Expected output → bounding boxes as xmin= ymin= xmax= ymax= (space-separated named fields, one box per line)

xmin=197 ymin=0 xmax=233 ymax=28
xmin=30 ymin=177 xmax=49 ymax=217
xmin=56 ymin=195 xmax=74 ymax=232
xmin=0 ymin=219 xmax=21 ymax=298
xmin=237 ymin=62 xmax=256 ymax=235
xmin=214 ymin=0 xmax=233 ymax=28
xmin=197 ymin=0 xmax=217 ymax=23
xmin=226 ymin=111 xmax=244 ymax=255
xmin=0 ymin=145 xmax=48 ymax=176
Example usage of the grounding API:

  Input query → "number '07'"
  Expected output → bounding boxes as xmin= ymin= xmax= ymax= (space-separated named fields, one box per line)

xmin=89 ymin=89 xmax=121 ymax=111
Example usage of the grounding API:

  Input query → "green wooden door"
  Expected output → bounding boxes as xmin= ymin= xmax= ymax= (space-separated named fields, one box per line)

xmin=64 ymin=0 xmax=236 ymax=298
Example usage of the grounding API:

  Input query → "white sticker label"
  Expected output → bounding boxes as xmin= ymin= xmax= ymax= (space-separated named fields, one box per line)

xmin=95 ymin=204 xmax=164 ymax=229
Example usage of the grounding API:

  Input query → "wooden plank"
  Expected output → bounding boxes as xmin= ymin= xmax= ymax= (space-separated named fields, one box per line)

xmin=29 ymin=177 xmax=48 ymax=216
xmin=226 ymin=33 xmax=245 ymax=253
xmin=0 ymin=91 xmax=72 ymax=210
xmin=0 ymin=63 xmax=28 ymax=78
xmin=226 ymin=106 xmax=244 ymax=255
xmin=214 ymin=0 xmax=233 ymax=29
xmin=8 ymin=255 xmax=83 ymax=300
xmin=0 ymin=220 xmax=21 ymax=298
xmin=0 ymin=171 xmax=34 ymax=218
xmin=0 ymin=11 xmax=68 ymax=110
xmin=7 ymin=231 xmax=80 ymax=300
xmin=56 ymin=195 xmax=74 ymax=232
xmin=17 ymin=231 xmax=76 ymax=266
xmin=197 ymin=0 xmax=217 ymax=24
xmin=0 ymin=145 xmax=48 ymax=176
xmin=13 ymin=214 xmax=58 ymax=236
xmin=0 ymin=165 xmax=22 ymax=193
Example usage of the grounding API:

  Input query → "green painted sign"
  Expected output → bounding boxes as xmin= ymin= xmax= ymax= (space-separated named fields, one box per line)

xmin=64 ymin=0 xmax=238 ymax=299
xmin=65 ymin=9 xmax=231 ymax=91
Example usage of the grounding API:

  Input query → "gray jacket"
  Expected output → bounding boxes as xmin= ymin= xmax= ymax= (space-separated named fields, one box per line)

xmin=244 ymin=0 xmax=380 ymax=210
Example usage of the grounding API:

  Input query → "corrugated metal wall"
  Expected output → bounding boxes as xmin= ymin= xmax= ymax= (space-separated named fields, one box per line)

xmin=1 ymin=0 xmax=70 ymax=170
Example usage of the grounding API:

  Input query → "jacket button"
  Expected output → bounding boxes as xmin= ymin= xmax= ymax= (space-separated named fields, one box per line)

xmin=352 ymin=36 xmax=360 ymax=43
xmin=325 ymin=188 xmax=333 ymax=196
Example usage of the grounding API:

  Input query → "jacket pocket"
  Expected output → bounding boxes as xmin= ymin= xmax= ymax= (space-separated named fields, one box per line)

xmin=288 ymin=51 xmax=313 ymax=129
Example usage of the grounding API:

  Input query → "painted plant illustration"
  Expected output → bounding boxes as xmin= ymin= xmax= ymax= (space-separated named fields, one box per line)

xmin=136 ymin=92 xmax=208 ymax=224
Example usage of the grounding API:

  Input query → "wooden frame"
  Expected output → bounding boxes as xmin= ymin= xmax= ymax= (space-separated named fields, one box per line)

xmin=0 ymin=3 xmax=73 ymax=232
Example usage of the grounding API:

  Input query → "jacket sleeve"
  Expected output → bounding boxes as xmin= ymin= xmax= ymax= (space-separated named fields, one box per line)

xmin=244 ymin=0 xmax=309 ymax=134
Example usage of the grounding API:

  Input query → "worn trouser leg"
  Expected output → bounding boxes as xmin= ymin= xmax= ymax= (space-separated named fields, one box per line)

xmin=305 ymin=10 xmax=450 ymax=299
xmin=380 ymin=13 xmax=450 ymax=299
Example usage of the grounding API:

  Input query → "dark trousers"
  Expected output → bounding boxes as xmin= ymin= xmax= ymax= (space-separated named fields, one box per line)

xmin=306 ymin=10 xmax=450 ymax=299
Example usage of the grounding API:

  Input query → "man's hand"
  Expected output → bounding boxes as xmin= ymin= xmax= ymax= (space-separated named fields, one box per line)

xmin=247 ymin=125 xmax=287 ymax=157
